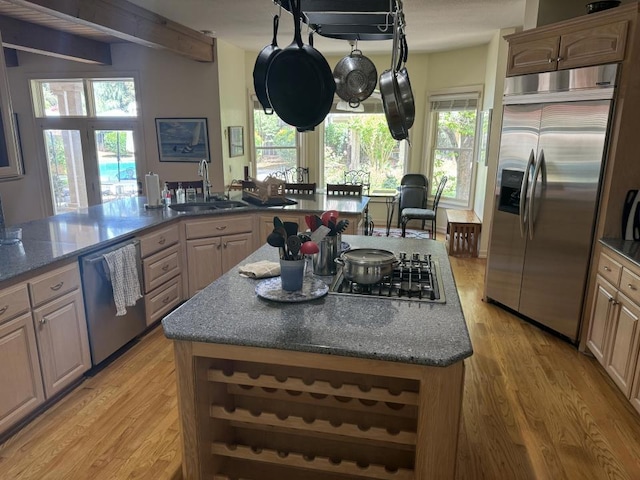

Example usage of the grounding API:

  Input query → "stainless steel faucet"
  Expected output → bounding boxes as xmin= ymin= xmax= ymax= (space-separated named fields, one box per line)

xmin=198 ymin=159 xmax=211 ymax=201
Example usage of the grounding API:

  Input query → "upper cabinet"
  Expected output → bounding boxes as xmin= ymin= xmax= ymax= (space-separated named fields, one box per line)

xmin=0 ymin=32 xmax=22 ymax=178
xmin=505 ymin=8 xmax=630 ymax=76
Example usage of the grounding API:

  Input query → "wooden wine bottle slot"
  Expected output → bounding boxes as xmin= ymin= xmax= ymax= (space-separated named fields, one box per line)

xmin=208 ymin=369 xmax=418 ymax=405
xmin=210 ymin=406 xmax=417 ymax=446
xmin=226 ymin=384 xmax=417 ymax=418
xmin=211 ymin=442 xmax=414 ymax=480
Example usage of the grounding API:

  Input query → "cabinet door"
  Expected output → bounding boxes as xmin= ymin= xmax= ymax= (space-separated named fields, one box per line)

xmin=221 ymin=233 xmax=253 ymax=274
xmin=506 ymin=36 xmax=559 ymax=76
xmin=587 ymin=276 xmax=616 ymax=366
xmin=0 ymin=33 xmax=22 ymax=178
xmin=0 ymin=312 xmax=44 ymax=435
xmin=558 ymin=21 xmax=628 ymax=70
xmin=605 ymin=293 xmax=640 ymax=397
xmin=631 ymin=352 xmax=640 ymax=415
xmin=186 ymin=237 xmax=223 ymax=297
xmin=32 ymin=289 xmax=91 ymax=398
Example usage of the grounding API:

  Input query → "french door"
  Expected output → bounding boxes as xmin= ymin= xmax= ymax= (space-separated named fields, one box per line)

xmin=40 ymin=120 xmax=141 ymax=214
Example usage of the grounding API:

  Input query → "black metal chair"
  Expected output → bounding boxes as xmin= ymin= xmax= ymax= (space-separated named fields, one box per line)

xmin=401 ymin=176 xmax=448 ymax=239
xmin=286 ymin=167 xmax=310 ymax=183
xmin=285 ymin=182 xmax=316 ymax=194
xmin=397 ymin=174 xmax=429 ymax=227
xmin=343 ymin=170 xmax=371 ymax=195
xmin=326 ymin=183 xmax=363 ymax=196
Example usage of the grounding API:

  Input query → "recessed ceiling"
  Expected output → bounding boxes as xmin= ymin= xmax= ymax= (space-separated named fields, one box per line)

xmin=125 ymin=0 xmax=526 ymax=55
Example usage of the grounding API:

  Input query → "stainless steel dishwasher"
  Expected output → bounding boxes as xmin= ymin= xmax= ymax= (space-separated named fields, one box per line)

xmin=80 ymin=239 xmax=147 ymax=365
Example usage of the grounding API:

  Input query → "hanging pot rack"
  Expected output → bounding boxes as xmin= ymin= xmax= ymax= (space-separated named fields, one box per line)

xmin=273 ymin=0 xmax=405 ymax=42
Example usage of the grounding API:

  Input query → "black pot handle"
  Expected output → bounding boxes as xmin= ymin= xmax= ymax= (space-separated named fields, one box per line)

xmin=290 ymin=0 xmax=304 ymax=48
xmin=309 ymin=30 xmax=314 ymax=47
xmin=272 ymin=15 xmax=279 ymax=46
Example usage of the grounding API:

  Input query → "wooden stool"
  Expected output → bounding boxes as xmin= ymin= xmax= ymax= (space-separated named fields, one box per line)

xmin=446 ymin=210 xmax=481 ymax=257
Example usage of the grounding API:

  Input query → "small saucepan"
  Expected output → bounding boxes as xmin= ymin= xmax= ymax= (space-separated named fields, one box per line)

xmin=335 ymin=248 xmax=398 ymax=285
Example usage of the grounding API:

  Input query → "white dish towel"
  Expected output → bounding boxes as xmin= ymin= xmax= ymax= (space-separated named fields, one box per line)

xmin=103 ymin=244 xmax=142 ymax=316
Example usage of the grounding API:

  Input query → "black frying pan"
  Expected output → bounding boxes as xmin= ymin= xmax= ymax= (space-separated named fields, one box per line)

xmin=380 ymin=23 xmax=409 ymax=141
xmin=396 ymin=33 xmax=415 ymax=129
xmin=253 ymin=15 xmax=280 ymax=115
xmin=266 ymin=0 xmax=335 ymax=130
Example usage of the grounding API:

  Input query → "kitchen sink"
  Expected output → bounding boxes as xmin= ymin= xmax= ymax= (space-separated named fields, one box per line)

xmin=168 ymin=200 xmax=249 ymax=213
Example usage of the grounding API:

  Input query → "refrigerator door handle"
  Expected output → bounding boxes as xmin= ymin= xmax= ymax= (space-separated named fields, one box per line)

xmin=519 ymin=149 xmax=535 ymax=238
xmin=528 ymin=148 xmax=547 ymax=240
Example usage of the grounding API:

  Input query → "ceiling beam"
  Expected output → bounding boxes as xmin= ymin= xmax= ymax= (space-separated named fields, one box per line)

xmin=3 ymin=0 xmax=215 ymax=62
xmin=3 ymin=48 xmax=18 ymax=67
xmin=0 ymin=15 xmax=111 ymax=64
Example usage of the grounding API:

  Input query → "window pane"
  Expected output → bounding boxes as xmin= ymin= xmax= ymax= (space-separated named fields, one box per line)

xmin=432 ymin=109 xmax=477 ymax=203
xmin=39 ymin=81 xmax=87 ymax=117
xmin=92 ymin=79 xmax=137 ymax=117
xmin=324 ymin=113 xmax=405 ymax=193
xmin=95 ymin=130 xmax=139 ymax=203
xmin=254 ymin=110 xmax=296 ymax=179
xmin=44 ymin=129 xmax=88 ymax=213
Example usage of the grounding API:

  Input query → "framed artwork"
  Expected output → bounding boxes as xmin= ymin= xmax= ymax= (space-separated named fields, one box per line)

xmin=228 ymin=126 xmax=244 ymax=157
xmin=155 ymin=118 xmax=210 ymax=162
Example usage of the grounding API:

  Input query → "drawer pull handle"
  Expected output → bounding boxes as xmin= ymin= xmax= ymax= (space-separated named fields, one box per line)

xmin=216 ymin=226 xmax=227 ymax=231
xmin=158 ymin=237 xmax=166 ymax=245
xmin=628 ymin=284 xmax=637 ymax=291
xmin=50 ymin=282 xmax=64 ymax=291
xmin=548 ymin=58 xmax=554 ymax=63
xmin=162 ymin=296 xmax=171 ymax=304
xmin=224 ymin=242 xmax=228 ymax=248
xmin=162 ymin=264 xmax=170 ymax=271
xmin=40 ymin=317 xmax=47 ymax=324
xmin=0 ymin=305 xmax=7 ymax=315
xmin=604 ymin=266 xmax=611 ymax=272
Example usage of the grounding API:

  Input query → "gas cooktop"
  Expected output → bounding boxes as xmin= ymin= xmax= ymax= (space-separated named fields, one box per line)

xmin=329 ymin=252 xmax=445 ymax=303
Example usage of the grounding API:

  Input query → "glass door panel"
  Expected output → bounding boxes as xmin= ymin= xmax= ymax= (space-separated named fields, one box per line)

xmin=43 ymin=129 xmax=88 ymax=214
xmin=94 ymin=129 xmax=138 ymax=204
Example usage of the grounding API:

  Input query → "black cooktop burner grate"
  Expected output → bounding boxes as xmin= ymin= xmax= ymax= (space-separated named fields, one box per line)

xmin=329 ymin=252 xmax=445 ymax=303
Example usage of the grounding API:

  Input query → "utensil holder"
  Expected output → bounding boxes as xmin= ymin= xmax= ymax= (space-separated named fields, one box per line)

xmin=313 ymin=234 xmax=340 ymax=276
xmin=280 ymin=258 xmax=305 ymax=291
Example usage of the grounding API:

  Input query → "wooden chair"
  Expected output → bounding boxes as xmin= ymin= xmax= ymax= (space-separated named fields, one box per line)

xmin=284 ymin=182 xmax=316 ymax=194
xmin=326 ymin=183 xmax=363 ymax=196
xmin=285 ymin=167 xmax=309 ymax=183
xmin=343 ymin=170 xmax=371 ymax=195
xmin=401 ymin=176 xmax=448 ymax=239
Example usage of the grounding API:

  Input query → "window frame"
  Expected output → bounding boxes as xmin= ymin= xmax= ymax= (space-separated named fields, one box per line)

xmin=30 ymin=73 xmax=143 ymax=214
xmin=425 ymin=86 xmax=483 ymax=210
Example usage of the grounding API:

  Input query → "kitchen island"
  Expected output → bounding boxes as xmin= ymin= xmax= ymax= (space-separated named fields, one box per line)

xmin=162 ymin=235 xmax=472 ymax=480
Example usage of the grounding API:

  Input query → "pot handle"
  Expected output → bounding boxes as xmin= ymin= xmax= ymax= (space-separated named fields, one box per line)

xmin=334 ymin=258 xmax=345 ymax=265
xmin=349 ymin=99 xmax=361 ymax=108
xmin=272 ymin=15 xmax=279 ymax=46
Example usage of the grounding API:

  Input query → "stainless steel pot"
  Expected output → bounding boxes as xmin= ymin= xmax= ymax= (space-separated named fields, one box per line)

xmin=333 ymin=47 xmax=378 ymax=108
xmin=335 ymin=248 xmax=398 ymax=285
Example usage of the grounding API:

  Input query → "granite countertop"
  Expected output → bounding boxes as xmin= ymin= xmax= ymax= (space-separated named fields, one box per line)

xmin=162 ymin=235 xmax=473 ymax=367
xmin=600 ymin=238 xmax=640 ymax=266
xmin=0 ymin=193 xmax=369 ymax=284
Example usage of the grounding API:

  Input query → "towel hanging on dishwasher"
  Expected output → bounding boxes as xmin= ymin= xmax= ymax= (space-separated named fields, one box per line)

xmin=103 ymin=243 xmax=142 ymax=316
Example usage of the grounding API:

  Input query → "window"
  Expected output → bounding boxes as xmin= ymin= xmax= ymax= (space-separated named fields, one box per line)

xmin=31 ymin=77 xmax=140 ymax=214
xmin=323 ymin=98 xmax=406 ymax=193
xmin=253 ymin=98 xmax=297 ymax=180
xmin=428 ymin=92 xmax=479 ymax=206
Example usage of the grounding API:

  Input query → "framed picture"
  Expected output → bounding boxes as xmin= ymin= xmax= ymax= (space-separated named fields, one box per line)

xmin=155 ymin=118 xmax=210 ymax=162
xmin=228 ymin=126 xmax=244 ymax=157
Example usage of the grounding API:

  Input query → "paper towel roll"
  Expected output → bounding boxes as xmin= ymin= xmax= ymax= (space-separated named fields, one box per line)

xmin=145 ymin=173 xmax=161 ymax=207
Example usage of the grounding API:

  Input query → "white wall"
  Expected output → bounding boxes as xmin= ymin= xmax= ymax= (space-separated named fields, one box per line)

xmin=1 ymin=42 xmax=224 ymax=223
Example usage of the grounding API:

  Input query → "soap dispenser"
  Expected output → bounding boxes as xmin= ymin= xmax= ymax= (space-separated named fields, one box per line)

xmin=176 ymin=183 xmax=185 ymax=204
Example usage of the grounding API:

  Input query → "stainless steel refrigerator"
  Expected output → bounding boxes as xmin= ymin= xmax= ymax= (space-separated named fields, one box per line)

xmin=485 ymin=63 xmax=618 ymax=342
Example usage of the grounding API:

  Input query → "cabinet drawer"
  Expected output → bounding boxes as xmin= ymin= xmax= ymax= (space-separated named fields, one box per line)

xmin=185 ymin=215 xmax=252 ymax=240
xmin=0 ymin=283 xmax=30 ymax=325
xmin=620 ymin=268 xmax=640 ymax=306
xmin=142 ymin=244 xmax=181 ymax=293
xmin=139 ymin=224 xmax=179 ymax=258
xmin=598 ymin=252 xmax=622 ymax=287
xmin=29 ymin=263 xmax=80 ymax=308
xmin=145 ymin=275 xmax=182 ymax=326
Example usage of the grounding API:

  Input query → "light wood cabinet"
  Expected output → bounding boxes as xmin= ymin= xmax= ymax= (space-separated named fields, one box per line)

xmin=32 ymin=289 xmax=91 ymax=398
xmin=587 ymin=247 xmax=640 ymax=405
xmin=139 ymin=223 xmax=183 ymax=326
xmin=29 ymin=263 xmax=90 ymax=399
xmin=0 ymin=311 xmax=44 ymax=434
xmin=185 ymin=215 xmax=253 ymax=297
xmin=505 ymin=11 xmax=629 ymax=76
xmin=631 ymin=352 xmax=640 ymax=415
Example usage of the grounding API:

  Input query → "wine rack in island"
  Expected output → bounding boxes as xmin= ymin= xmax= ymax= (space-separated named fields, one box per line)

xmin=174 ymin=342 xmax=465 ymax=480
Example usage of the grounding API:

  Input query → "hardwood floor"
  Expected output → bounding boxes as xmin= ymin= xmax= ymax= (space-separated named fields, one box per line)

xmin=1 ymin=257 xmax=640 ymax=479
